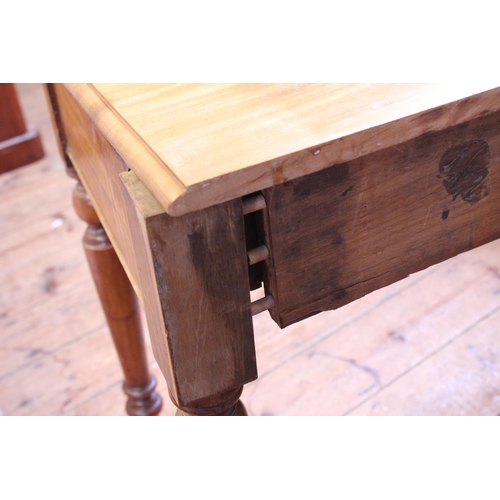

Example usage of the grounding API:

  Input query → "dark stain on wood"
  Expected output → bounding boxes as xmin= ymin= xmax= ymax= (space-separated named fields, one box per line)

xmin=439 ymin=140 xmax=490 ymax=205
xmin=147 ymin=200 xmax=257 ymax=408
xmin=187 ymin=225 xmax=206 ymax=273
xmin=187 ymin=210 xmax=246 ymax=321
xmin=261 ymin=110 xmax=500 ymax=328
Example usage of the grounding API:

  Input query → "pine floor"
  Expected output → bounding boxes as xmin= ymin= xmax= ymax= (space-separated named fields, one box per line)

xmin=1 ymin=83 xmax=500 ymax=416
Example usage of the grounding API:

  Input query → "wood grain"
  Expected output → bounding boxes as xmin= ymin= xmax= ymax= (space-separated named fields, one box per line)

xmin=51 ymin=83 xmax=153 ymax=304
xmin=63 ymin=83 xmax=500 ymax=216
xmin=349 ymin=307 xmax=500 ymax=416
xmin=71 ymin=176 xmax=162 ymax=416
xmin=245 ymin=242 xmax=500 ymax=415
xmin=49 ymin=84 xmax=258 ymax=411
xmin=262 ymin=110 xmax=500 ymax=327
xmin=49 ymin=84 xmax=182 ymax=403
xmin=122 ymin=172 xmax=257 ymax=412
xmin=3 ymin=84 xmax=500 ymax=417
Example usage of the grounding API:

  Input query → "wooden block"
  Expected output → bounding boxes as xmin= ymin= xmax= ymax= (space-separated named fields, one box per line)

xmin=121 ymin=172 xmax=258 ymax=409
xmin=262 ymin=110 xmax=500 ymax=327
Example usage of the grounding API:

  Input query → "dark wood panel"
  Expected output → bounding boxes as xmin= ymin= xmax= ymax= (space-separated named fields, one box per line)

xmin=145 ymin=199 xmax=257 ymax=410
xmin=263 ymin=110 xmax=500 ymax=327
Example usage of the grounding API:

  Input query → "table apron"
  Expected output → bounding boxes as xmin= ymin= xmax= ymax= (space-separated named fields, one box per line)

xmin=260 ymin=110 xmax=500 ymax=328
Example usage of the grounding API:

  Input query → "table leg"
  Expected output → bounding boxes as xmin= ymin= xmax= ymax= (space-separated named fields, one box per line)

xmin=119 ymin=177 xmax=258 ymax=416
xmin=148 ymin=201 xmax=258 ymax=416
xmin=175 ymin=389 xmax=249 ymax=416
xmin=70 ymin=168 xmax=162 ymax=416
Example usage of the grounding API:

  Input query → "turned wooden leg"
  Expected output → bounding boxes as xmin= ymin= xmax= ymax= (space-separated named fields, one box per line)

xmin=175 ymin=387 xmax=249 ymax=416
xmin=70 ymin=168 xmax=162 ymax=416
xmin=119 ymin=179 xmax=258 ymax=417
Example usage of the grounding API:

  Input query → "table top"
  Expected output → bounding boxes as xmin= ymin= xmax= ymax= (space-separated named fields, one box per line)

xmin=64 ymin=83 xmax=500 ymax=216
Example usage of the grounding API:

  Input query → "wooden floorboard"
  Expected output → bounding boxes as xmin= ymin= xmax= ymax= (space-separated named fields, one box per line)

xmin=1 ymin=83 xmax=499 ymax=416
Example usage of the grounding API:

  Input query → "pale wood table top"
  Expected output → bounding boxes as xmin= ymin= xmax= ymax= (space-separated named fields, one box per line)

xmin=64 ymin=83 xmax=500 ymax=216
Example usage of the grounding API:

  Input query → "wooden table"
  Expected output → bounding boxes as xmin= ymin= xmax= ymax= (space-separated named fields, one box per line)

xmin=46 ymin=83 xmax=500 ymax=416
